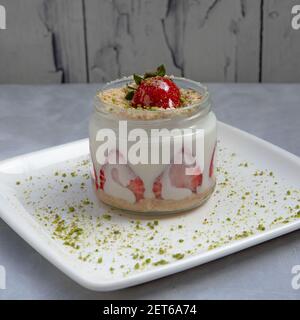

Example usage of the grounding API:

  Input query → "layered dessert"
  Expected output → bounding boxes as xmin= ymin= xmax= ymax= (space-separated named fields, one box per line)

xmin=89 ymin=65 xmax=217 ymax=214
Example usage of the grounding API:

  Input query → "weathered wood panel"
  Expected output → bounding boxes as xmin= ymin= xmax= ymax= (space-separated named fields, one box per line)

xmin=0 ymin=0 xmax=62 ymax=84
xmin=39 ymin=0 xmax=87 ymax=83
xmin=84 ymin=0 xmax=182 ymax=83
xmin=169 ymin=0 xmax=261 ymax=82
xmin=0 ymin=0 xmax=87 ymax=84
xmin=262 ymin=0 xmax=300 ymax=82
xmin=1 ymin=0 xmax=300 ymax=84
xmin=84 ymin=0 xmax=261 ymax=83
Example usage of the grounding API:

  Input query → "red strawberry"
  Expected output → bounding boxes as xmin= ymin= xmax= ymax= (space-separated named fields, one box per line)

xmin=99 ymin=169 xmax=106 ymax=190
xmin=209 ymin=144 xmax=216 ymax=178
xmin=93 ymin=165 xmax=99 ymax=190
xmin=110 ymin=165 xmax=145 ymax=202
xmin=100 ymin=149 xmax=145 ymax=202
xmin=152 ymin=149 xmax=203 ymax=199
xmin=153 ymin=175 xmax=163 ymax=199
xmin=169 ymin=164 xmax=202 ymax=192
xmin=132 ymin=76 xmax=181 ymax=109
xmin=128 ymin=177 xmax=145 ymax=202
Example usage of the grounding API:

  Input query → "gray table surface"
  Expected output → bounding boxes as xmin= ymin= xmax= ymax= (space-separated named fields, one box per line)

xmin=0 ymin=83 xmax=299 ymax=300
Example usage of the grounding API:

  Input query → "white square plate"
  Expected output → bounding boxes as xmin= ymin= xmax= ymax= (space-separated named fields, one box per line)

xmin=0 ymin=122 xmax=299 ymax=291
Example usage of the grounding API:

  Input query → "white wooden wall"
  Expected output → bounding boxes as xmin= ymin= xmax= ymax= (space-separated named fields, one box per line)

xmin=0 ymin=0 xmax=299 ymax=84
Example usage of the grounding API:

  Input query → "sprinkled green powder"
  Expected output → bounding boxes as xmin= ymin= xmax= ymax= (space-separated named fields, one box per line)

xmin=15 ymin=142 xmax=300 ymax=277
xmin=82 ymin=199 xmax=91 ymax=205
xmin=153 ymin=260 xmax=169 ymax=266
xmin=158 ymin=248 xmax=166 ymax=255
xmin=134 ymin=263 xmax=140 ymax=270
xmin=172 ymin=253 xmax=185 ymax=260
xmin=257 ymin=224 xmax=266 ymax=231
xmin=234 ymin=231 xmax=253 ymax=240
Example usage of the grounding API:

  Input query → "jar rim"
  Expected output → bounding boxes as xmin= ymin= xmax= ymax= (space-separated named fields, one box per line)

xmin=94 ymin=76 xmax=211 ymax=121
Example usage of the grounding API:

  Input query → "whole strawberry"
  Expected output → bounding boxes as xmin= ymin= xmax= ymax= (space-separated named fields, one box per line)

xmin=126 ymin=65 xmax=181 ymax=109
xmin=132 ymin=76 xmax=181 ymax=109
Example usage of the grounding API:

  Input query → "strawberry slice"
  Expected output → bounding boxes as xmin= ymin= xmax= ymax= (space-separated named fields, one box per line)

xmin=153 ymin=175 xmax=163 ymax=199
xmin=209 ymin=144 xmax=217 ymax=178
xmin=97 ymin=149 xmax=145 ymax=202
xmin=99 ymin=169 xmax=106 ymax=190
xmin=169 ymin=164 xmax=202 ymax=192
xmin=93 ymin=165 xmax=99 ymax=190
xmin=132 ymin=76 xmax=181 ymax=109
xmin=110 ymin=162 xmax=145 ymax=202
xmin=152 ymin=152 xmax=202 ymax=199
xmin=128 ymin=177 xmax=145 ymax=202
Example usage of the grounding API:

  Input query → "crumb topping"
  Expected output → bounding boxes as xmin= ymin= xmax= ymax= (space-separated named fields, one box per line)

xmin=97 ymin=86 xmax=204 ymax=120
xmin=100 ymin=87 xmax=203 ymax=110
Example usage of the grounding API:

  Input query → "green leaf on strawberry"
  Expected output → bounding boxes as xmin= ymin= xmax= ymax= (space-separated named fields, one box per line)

xmin=143 ymin=72 xmax=157 ymax=79
xmin=133 ymin=74 xmax=143 ymax=85
xmin=144 ymin=64 xmax=166 ymax=79
xmin=125 ymin=91 xmax=135 ymax=100
xmin=156 ymin=64 xmax=166 ymax=77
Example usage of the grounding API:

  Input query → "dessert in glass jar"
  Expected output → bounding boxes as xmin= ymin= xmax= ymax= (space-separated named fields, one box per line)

xmin=89 ymin=65 xmax=217 ymax=214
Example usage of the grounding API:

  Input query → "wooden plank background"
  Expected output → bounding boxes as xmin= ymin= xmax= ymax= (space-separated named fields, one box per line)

xmin=262 ymin=0 xmax=300 ymax=82
xmin=0 ymin=0 xmax=299 ymax=84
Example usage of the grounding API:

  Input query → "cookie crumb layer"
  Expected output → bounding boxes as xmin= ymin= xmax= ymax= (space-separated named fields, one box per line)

xmin=94 ymin=180 xmax=216 ymax=214
xmin=97 ymin=87 xmax=204 ymax=120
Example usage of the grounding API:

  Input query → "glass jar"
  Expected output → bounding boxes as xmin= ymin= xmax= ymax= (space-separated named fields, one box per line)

xmin=89 ymin=77 xmax=217 ymax=215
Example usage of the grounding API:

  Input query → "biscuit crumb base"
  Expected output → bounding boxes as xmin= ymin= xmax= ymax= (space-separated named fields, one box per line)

xmin=94 ymin=182 xmax=216 ymax=214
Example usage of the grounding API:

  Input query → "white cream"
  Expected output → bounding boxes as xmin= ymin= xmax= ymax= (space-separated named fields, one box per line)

xmin=102 ymin=164 xmax=136 ymax=204
xmin=160 ymin=165 xmax=192 ymax=200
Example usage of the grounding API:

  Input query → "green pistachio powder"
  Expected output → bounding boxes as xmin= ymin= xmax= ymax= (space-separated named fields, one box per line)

xmin=11 ymin=142 xmax=300 ymax=278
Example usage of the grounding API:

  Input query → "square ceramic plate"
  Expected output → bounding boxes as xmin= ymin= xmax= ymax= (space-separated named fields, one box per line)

xmin=0 ymin=122 xmax=299 ymax=291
